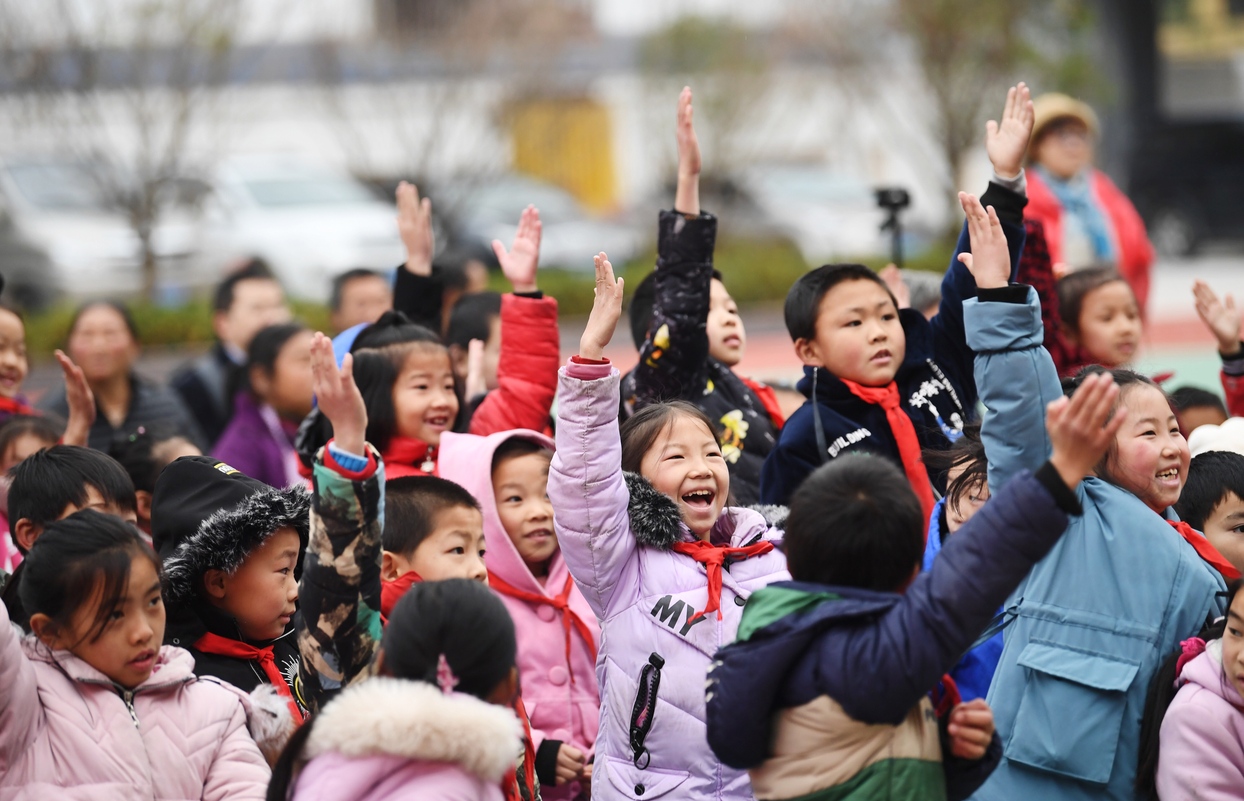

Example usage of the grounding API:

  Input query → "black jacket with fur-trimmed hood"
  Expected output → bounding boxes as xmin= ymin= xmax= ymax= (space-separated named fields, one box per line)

xmin=154 ymin=455 xmax=311 ymax=708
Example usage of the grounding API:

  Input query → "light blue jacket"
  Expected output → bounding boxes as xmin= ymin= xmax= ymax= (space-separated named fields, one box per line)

xmin=964 ymin=289 xmax=1225 ymax=801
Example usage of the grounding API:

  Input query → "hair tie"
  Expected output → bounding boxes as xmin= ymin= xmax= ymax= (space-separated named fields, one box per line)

xmin=1175 ymin=637 xmax=1207 ymax=678
xmin=436 ymin=653 xmax=459 ymax=696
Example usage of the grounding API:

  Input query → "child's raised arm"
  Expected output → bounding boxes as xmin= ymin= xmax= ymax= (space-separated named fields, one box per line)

xmin=392 ymin=181 xmax=443 ymax=333
xmin=471 ymin=206 xmax=561 ymax=434
xmin=1193 ymin=280 xmax=1244 ymax=417
xmin=631 ymin=88 xmax=719 ymax=407
xmin=54 ymin=350 xmax=95 ymax=448
xmin=297 ymin=334 xmax=385 ymax=713
xmin=549 ymin=253 xmax=635 ymax=619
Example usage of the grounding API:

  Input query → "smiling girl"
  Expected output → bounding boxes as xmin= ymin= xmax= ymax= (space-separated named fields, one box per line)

xmin=0 ymin=510 xmax=269 ymax=797
xmin=549 ymin=253 xmax=789 ymax=801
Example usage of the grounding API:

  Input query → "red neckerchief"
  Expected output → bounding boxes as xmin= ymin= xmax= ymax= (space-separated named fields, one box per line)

xmin=0 ymin=396 xmax=33 ymax=417
xmin=489 ymin=572 xmax=598 ymax=673
xmin=670 ymin=539 xmax=775 ymax=622
xmin=380 ymin=570 xmax=423 ymax=622
xmin=382 ymin=436 xmax=436 ymax=477
xmin=193 ymin=631 xmax=304 ymax=723
xmin=503 ymin=695 xmax=539 ymax=801
xmin=840 ymin=378 xmax=937 ymax=526
xmin=740 ymin=376 xmax=785 ymax=429
xmin=1169 ymin=520 xmax=1242 ymax=581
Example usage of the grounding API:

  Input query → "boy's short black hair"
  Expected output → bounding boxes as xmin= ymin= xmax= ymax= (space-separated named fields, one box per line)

xmin=445 ymin=292 xmax=502 ymax=350
xmin=628 ymin=268 xmax=724 ymax=351
xmin=8 ymin=445 xmax=137 ymax=553
xmin=330 ymin=268 xmax=388 ymax=313
xmin=783 ymin=454 xmax=924 ymax=591
xmin=212 ymin=258 xmax=279 ymax=313
xmin=784 ymin=263 xmax=895 ymax=343
xmin=490 ymin=437 xmax=553 ymax=474
xmin=1175 ymin=451 xmax=1244 ymax=532
xmin=1169 ymin=385 xmax=1227 ymax=417
xmin=383 ymin=475 xmax=482 ymax=558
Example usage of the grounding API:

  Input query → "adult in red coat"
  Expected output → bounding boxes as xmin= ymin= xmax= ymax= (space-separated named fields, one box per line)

xmin=1025 ymin=93 xmax=1155 ymax=313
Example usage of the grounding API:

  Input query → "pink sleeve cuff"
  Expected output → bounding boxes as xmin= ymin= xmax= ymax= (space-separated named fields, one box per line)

xmin=566 ymin=356 xmax=613 ymax=380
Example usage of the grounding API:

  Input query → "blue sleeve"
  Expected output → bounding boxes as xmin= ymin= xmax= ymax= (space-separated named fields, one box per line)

xmin=930 ymin=182 xmax=1027 ymax=411
xmin=815 ymin=470 xmax=1070 ymax=725
xmin=964 ymin=288 xmax=1063 ymax=494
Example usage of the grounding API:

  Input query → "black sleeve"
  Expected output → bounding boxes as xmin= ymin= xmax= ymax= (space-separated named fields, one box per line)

xmin=1034 ymin=461 xmax=1083 ymax=515
xmin=535 ymin=738 xmax=563 ymax=787
xmin=976 ymin=284 xmax=1031 ymax=305
xmin=978 ymin=181 xmax=1028 ymax=226
xmin=393 ymin=265 xmax=444 ymax=333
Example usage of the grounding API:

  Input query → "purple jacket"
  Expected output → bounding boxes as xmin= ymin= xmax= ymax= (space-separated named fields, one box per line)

xmin=1156 ymin=640 xmax=1244 ymax=800
xmin=212 ymin=392 xmax=302 ymax=489
xmin=550 ymin=362 xmax=790 ymax=801
xmin=440 ymin=429 xmax=600 ymax=801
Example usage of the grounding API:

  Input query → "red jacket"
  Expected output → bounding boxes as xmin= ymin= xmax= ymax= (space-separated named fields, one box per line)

xmin=469 ymin=293 xmax=559 ymax=437
xmin=1026 ymin=167 xmax=1155 ymax=312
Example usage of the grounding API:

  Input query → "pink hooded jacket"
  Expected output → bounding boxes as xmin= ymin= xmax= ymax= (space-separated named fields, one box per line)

xmin=549 ymin=362 xmax=789 ymax=801
xmin=291 ymin=677 xmax=522 ymax=801
xmin=0 ymin=600 xmax=270 ymax=800
xmin=440 ymin=429 xmax=601 ymax=801
xmin=1156 ymin=639 xmax=1244 ymax=800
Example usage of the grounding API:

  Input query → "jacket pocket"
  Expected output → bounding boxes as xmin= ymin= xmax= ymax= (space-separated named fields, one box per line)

xmin=601 ymin=755 xmax=690 ymax=799
xmin=1004 ymin=641 xmax=1140 ymax=785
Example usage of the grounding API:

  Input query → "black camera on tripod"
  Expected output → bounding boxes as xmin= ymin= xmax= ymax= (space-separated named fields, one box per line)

xmin=875 ymin=186 xmax=911 ymax=267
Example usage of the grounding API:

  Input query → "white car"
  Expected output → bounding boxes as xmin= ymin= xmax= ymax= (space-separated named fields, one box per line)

xmin=196 ymin=156 xmax=406 ymax=301
xmin=0 ymin=157 xmax=201 ymax=306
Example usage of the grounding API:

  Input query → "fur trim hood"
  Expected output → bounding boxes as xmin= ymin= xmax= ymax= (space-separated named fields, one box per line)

xmin=624 ymin=472 xmax=787 ymax=549
xmin=304 ymin=677 xmax=522 ymax=782
xmin=162 ymin=484 xmax=310 ymax=605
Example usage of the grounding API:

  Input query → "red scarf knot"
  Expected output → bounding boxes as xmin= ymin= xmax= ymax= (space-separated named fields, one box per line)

xmin=841 ymin=378 xmax=937 ymax=527
xmin=1168 ymin=520 xmax=1242 ymax=581
xmin=489 ymin=572 xmax=598 ymax=677
xmin=193 ymin=631 xmax=304 ymax=724
xmin=670 ymin=539 xmax=775 ymax=622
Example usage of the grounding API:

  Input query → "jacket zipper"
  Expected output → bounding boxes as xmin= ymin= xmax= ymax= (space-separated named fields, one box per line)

xmin=121 ymin=689 xmax=140 ymax=729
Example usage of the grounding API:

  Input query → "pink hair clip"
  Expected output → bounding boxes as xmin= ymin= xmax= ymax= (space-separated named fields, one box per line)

xmin=436 ymin=654 xmax=460 ymax=695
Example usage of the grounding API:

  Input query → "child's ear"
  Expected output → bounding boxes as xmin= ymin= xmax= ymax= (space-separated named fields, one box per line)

xmin=202 ymin=569 xmax=229 ymax=601
xmin=12 ymin=518 xmax=40 ymax=553
xmin=28 ymin=613 xmax=68 ymax=650
xmin=793 ymin=338 xmax=824 ymax=368
xmin=380 ymin=550 xmax=401 ymax=583
xmin=135 ymin=490 xmax=154 ymax=524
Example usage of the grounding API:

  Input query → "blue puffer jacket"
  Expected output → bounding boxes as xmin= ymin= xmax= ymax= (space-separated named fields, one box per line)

xmin=962 ymin=291 xmax=1226 ymax=801
xmin=759 ymin=181 xmax=1027 ymax=506
xmin=923 ymin=500 xmax=1004 ymax=703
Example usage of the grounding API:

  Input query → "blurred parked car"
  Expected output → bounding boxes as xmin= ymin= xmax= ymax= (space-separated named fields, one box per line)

xmin=440 ymin=175 xmax=645 ymax=272
xmin=0 ymin=157 xmax=201 ymax=307
xmin=195 ymin=156 xmax=406 ymax=301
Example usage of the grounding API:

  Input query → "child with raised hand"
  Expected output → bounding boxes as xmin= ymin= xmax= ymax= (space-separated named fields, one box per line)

xmin=623 ymin=87 xmax=781 ymax=505
xmin=955 ymin=200 xmax=1228 ymax=798
xmin=1192 ymin=280 xmax=1244 ymax=418
xmin=270 ymin=579 xmax=524 ymax=801
xmin=550 ymin=252 xmax=789 ymax=801
xmin=439 ymin=428 xmax=600 ymax=800
xmin=760 ymin=84 xmax=1035 ymax=508
xmin=705 ymin=370 xmax=1125 ymax=801
xmin=0 ymin=509 xmax=269 ymax=798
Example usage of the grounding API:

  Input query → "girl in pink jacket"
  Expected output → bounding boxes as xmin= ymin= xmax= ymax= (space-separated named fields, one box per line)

xmin=549 ymin=254 xmax=789 ymax=801
xmin=440 ymin=429 xmax=601 ymax=800
xmin=271 ymin=578 xmax=524 ymax=801
xmin=0 ymin=508 xmax=270 ymax=800
xmin=1142 ymin=579 xmax=1244 ymax=801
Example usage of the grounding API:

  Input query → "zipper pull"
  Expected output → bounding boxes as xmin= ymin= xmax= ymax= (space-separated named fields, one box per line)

xmin=121 ymin=689 xmax=139 ymax=729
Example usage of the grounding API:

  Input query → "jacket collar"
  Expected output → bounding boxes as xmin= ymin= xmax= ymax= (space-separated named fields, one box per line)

xmin=623 ymin=472 xmax=786 ymax=550
xmin=24 ymin=636 xmax=196 ymax=691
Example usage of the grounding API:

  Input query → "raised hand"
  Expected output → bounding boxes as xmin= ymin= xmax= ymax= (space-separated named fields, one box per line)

xmin=492 ymin=205 xmax=541 ymax=294
xmin=947 ymin=699 xmax=996 ymax=760
xmin=879 ymin=264 xmax=911 ymax=310
xmin=675 ymin=86 xmax=701 ymax=216
xmin=579 ymin=252 xmax=625 ymax=361
xmin=310 ymin=332 xmax=367 ymax=457
xmin=56 ymin=349 xmax=95 ymax=448
xmin=956 ymin=192 xmax=1010 ymax=290
xmin=1193 ymin=280 xmax=1241 ymax=356
xmin=985 ymin=83 xmax=1034 ymax=180
xmin=1046 ymin=371 xmax=1125 ymax=490
xmin=397 ymin=181 xmax=434 ymax=277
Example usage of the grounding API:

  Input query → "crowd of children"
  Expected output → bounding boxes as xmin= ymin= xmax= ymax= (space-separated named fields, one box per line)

xmin=1 ymin=80 xmax=1243 ymax=801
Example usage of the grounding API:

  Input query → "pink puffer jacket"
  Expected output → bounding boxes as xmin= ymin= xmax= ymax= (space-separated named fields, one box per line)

xmin=1156 ymin=639 xmax=1244 ymax=800
xmin=0 ymin=601 xmax=270 ymax=800
xmin=549 ymin=363 xmax=789 ymax=801
xmin=291 ymin=677 xmax=522 ymax=801
xmin=440 ymin=430 xmax=600 ymax=801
